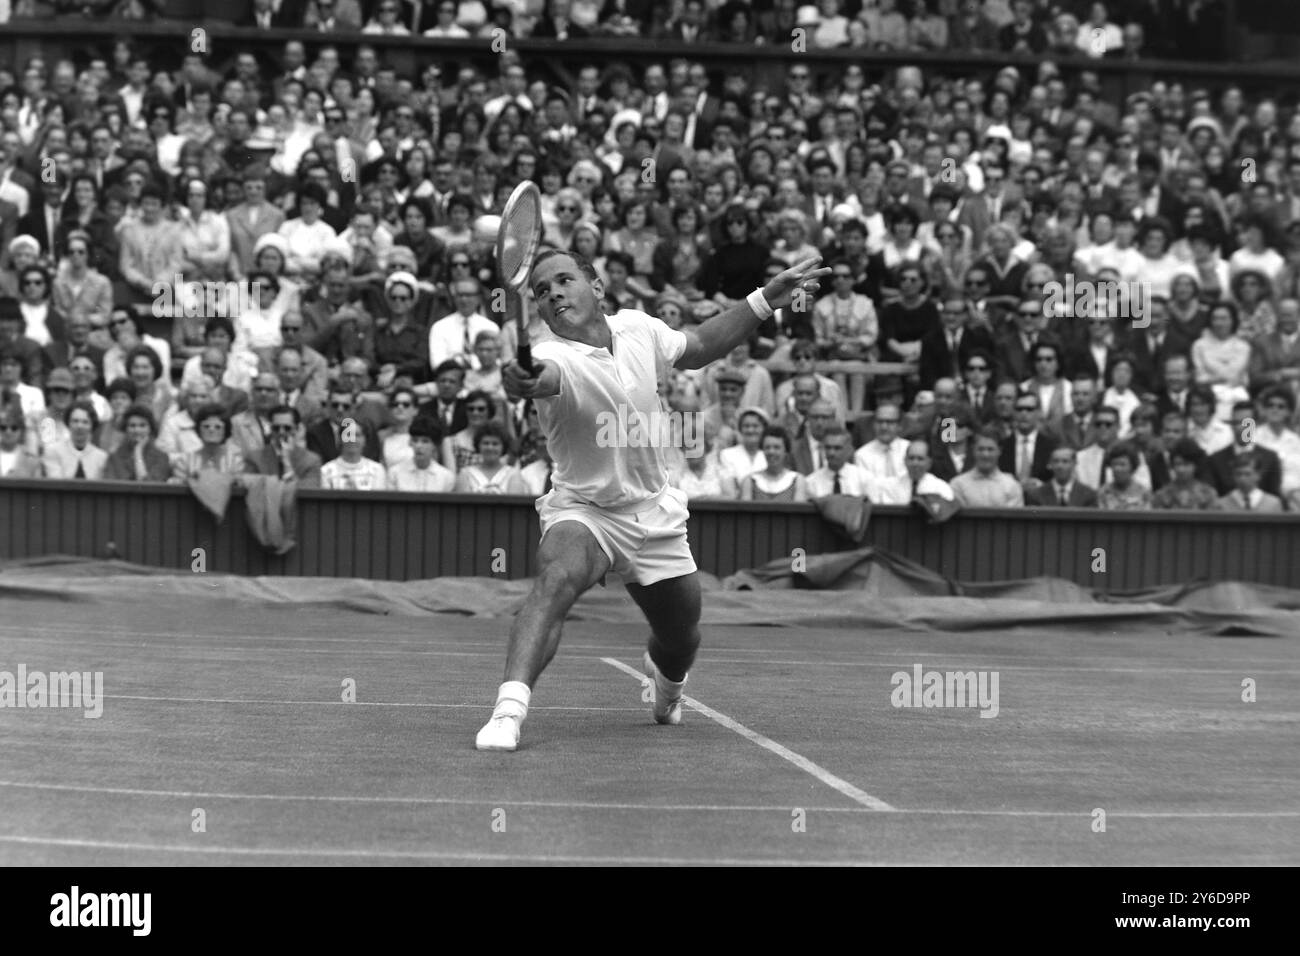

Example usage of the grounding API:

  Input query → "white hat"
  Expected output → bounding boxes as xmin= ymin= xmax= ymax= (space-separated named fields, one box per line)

xmin=384 ymin=271 xmax=418 ymax=298
xmin=252 ymin=233 xmax=289 ymax=260
xmin=795 ymin=5 xmax=820 ymax=27
xmin=8 ymin=234 xmax=41 ymax=257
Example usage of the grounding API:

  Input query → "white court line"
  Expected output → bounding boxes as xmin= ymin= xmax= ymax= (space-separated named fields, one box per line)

xmin=96 ymin=695 xmax=638 ymax=711
xmin=601 ymin=656 xmax=895 ymax=812
xmin=0 ymin=780 xmax=1294 ymax=818
xmin=0 ymin=835 xmax=883 ymax=866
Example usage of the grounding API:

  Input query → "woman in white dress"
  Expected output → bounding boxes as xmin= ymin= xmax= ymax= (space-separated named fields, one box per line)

xmin=453 ymin=421 xmax=528 ymax=494
xmin=717 ymin=408 xmax=769 ymax=497
xmin=739 ymin=427 xmax=809 ymax=502
xmin=380 ymin=387 xmax=419 ymax=470
xmin=1102 ymin=354 xmax=1142 ymax=438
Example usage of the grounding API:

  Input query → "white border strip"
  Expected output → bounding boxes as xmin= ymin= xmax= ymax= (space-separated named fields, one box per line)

xmin=602 ymin=657 xmax=895 ymax=812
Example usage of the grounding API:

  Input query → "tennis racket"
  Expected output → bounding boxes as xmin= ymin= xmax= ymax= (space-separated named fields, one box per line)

xmin=496 ymin=181 xmax=544 ymax=374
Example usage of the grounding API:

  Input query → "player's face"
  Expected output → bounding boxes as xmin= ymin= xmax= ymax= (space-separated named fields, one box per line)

xmin=532 ymin=254 xmax=603 ymax=332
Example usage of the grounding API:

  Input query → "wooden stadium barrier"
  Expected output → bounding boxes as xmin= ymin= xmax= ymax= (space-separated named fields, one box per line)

xmin=3 ymin=478 xmax=1299 ymax=590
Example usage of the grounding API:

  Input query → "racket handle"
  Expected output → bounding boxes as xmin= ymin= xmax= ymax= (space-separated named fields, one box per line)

xmin=516 ymin=342 xmax=533 ymax=374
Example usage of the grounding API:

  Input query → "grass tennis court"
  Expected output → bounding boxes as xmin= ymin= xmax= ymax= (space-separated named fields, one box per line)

xmin=1 ymin=582 xmax=1297 ymax=865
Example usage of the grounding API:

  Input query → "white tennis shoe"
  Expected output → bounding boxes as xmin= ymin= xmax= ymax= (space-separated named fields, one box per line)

xmin=475 ymin=713 xmax=521 ymax=751
xmin=642 ymin=651 xmax=686 ymax=726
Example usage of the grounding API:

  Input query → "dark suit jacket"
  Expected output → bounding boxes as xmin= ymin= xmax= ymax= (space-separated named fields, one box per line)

xmin=1155 ymin=389 xmax=1192 ymax=423
xmin=531 ymin=17 xmax=590 ymax=38
xmin=1145 ymin=448 xmax=1173 ymax=492
xmin=1000 ymin=430 xmax=1059 ymax=484
xmin=1056 ymin=411 xmax=1099 ymax=451
xmin=1027 ymin=481 xmax=1099 ymax=507
xmin=995 ymin=328 xmax=1038 ymax=386
xmin=415 ymin=397 xmax=466 ymax=438
xmin=244 ymin=444 xmax=323 ymax=489
xmin=1248 ymin=331 xmax=1300 ymax=392
xmin=1205 ymin=445 xmax=1283 ymax=498
xmin=962 ymin=385 xmax=999 ymax=426
xmin=929 ymin=441 xmax=971 ymax=483
xmin=1124 ymin=328 xmax=1192 ymax=394
xmin=17 ymin=204 xmax=60 ymax=257
xmin=306 ymin=418 xmax=382 ymax=464
xmin=42 ymin=340 xmax=104 ymax=379
xmin=919 ymin=326 xmax=995 ymax=391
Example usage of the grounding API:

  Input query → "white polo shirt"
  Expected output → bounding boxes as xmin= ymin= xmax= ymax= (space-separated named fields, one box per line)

xmin=534 ymin=309 xmax=687 ymax=510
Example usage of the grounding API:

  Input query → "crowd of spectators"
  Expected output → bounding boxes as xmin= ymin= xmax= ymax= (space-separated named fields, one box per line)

xmin=1 ymin=0 xmax=1298 ymax=516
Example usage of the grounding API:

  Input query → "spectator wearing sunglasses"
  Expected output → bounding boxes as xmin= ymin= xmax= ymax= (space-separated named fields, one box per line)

xmin=243 ymin=405 xmax=323 ymax=488
xmin=363 ymin=0 xmax=413 ymax=33
xmin=306 ymin=386 xmax=383 ymax=464
xmin=0 ymin=406 xmax=41 ymax=478
xmin=374 ymin=271 xmax=430 ymax=389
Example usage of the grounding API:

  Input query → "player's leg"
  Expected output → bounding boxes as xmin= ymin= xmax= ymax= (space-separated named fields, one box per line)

xmin=625 ymin=571 xmax=702 ymax=725
xmin=476 ymin=521 xmax=610 ymax=751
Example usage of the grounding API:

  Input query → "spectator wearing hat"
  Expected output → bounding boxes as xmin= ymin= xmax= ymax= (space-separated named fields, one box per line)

xmin=700 ymin=365 xmax=746 ymax=451
xmin=24 ymin=366 xmax=76 ymax=455
xmin=41 ymin=400 xmax=107 ymax=480
xmin=717 ymin=406 xmax=769 ymax=496
xmin=703 ymin=338 xmax=774 ymax=417
xmin=2 ymin=236 xmax=42 ymax=300
xmin=118 ymin=183 xmax=182 ymax=306
xmin=277 ymin=182 xmax=337 ymax=281
xmin=0 ymin=406 xmax=42 ymax=478
xmin=375 ymin=272 xmax=430 ymax=388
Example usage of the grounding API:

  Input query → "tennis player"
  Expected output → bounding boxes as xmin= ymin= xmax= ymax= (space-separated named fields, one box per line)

xmin=476 ymin=248 xmax=828 ymax=751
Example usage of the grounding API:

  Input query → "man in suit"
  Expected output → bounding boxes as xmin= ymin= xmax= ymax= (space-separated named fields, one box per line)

xmin=41 ymin=315 xmax=105 ymax=379
xmin=231 ymin=373 xmax=281 ymax=459
xmin=929 ymin=407 xmax=976 ymax=482
xmin=961 ymin=349 xmax=998 ymax=425
xmin=1000 ymin=391 xmax=1058 ymax=494
xmin=1027 ymin=446 xmax=1099 ymax=507
xmin=416 ymin=360 xmax=468 ymax=437
xmin=1204 ymin=402 xmax=1284 ymax=497
xmin=307 ymin=385 xmax=382 ymax=464
xmin=1076 ymin=405 xmax=1152 ymax=490
xmin=996 ymin=301 xmax=1045 ymax=386
xmin=920 ymin=299 xmax=995 ymax=391
xmin=1248 ymin=297 xmax=1300 ymax=395
xmin=275 ymin=348 xmax=324 ymax=427
xmin=1154 ymin=353 xmax=1195 ymax=422
xmin=0 ymin=197 xmax=18 ymax=259
xmin=17 ymin=174 xmax=64 ymax=259
xmin=238 ymin=0 xmax=299 ymax=27
xmin=531 ymin=0 xmax=591 ymax=39
xmin=1124 ymin=298 xmax=1189 ymax=394
xmin=1056 ymin=374 xmax=1100 ymax=449
xmin=1214 ymin=452 xmax=1284 ymax=513
xmin=244 ymin=405 xmax=323 ymax=489
xmin=790 ymin=399 xmax=837 ymax=476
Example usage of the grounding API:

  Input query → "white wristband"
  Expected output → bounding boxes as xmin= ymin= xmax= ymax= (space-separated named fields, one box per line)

xmin=747 ymin=288 xmax=774 ymax=320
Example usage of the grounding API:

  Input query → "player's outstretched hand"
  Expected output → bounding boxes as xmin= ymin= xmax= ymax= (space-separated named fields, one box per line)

xmin=761 ymin=256 xmax=833 ymax=312
xmin=502 ymin=359 xmax=541 ymax=401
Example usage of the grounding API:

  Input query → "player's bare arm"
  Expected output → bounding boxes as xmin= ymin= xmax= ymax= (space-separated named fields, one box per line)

xmin=676 ymin=256 xmax=831 ymax=370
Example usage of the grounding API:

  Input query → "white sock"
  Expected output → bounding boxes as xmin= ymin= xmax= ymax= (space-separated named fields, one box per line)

xmin=653 ymin=662 xmax=687 ymax=698
xmin=492 ymin=681 xmax=531 ymax=721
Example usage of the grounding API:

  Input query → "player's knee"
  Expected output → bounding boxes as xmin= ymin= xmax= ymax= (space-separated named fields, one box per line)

xmin=535 ymin=562 xmax=586 ymax=606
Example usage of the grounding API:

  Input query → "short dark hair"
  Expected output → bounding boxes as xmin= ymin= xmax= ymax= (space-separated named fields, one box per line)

xmin=473 ymin=419 xmax=510 ymax=451
xmin=269 ymin=404 xmax=301 ymax=425
xmin=532 ymin=248 xmax=600 ymax=285
xmin=192 ymin=402 xmax=232 ymax=441
xmin=125 ymin=345 xmax=163 ymax=381
xmin=204 ymin=316 xmax=237 ymax=341
xmin=64 ymin=400 xmax=100 ymax=430
xmin=122 ymin=403 xmax=156 ymax=436
xmin=409 ymin=418 xmax=442 ymax=443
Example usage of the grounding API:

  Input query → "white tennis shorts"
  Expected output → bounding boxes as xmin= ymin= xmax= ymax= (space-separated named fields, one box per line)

xmin=537 ymin=485 xmax=697 ymax=586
